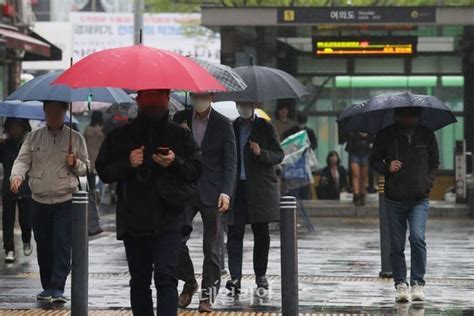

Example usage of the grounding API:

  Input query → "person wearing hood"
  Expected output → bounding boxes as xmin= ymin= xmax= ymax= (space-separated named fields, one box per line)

xmin=173 ymin=92 xmax=237 ymax=312
xmin=225 ymin=101 xmax=284 ymax=295
xmin=369 ymin=107 xmax=439 ymax=304
xmin=1 ymin=118 xmax=32 ymax=264
xmin=95 ymin=89 xmax=202 ymax=316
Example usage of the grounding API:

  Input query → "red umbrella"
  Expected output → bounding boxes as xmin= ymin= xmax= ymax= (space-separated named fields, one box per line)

xmin=53 ymin=45 xmax=226 ymax=92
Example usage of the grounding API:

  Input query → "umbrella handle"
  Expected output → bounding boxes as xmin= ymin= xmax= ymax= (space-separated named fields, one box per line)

xmin=69 ymin=58 xmax=74 ymax=155
xmin=69 ymin=102 xmax=72 ymax=155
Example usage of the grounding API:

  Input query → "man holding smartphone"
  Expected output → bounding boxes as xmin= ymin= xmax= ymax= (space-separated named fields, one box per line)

xmin=173 ymin=92 xmax=237 ymax=312
xmin=370 ymin=107 xmax=439 ymax=303
xmin=96 ymin=89 xmax=202 ymax=316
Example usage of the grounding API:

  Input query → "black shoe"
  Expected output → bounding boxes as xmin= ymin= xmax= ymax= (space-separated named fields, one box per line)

xmin=367 ymin=187 xmax=378 ymax=194
xmin=360 ymin=194 xmax=366 ymax=206
xmin=256 ymin=276 xmax=269 ymax=290
xmin=225 ymin=279 xmax=241 ymax=295
xmin=88 ymin=227 xmax=104 ymax=237
xmin=353 ymin=194 xmax=360 ymax=206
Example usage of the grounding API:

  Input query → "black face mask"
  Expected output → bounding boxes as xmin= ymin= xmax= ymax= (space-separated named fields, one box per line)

xmin=138 ymin=107 xmax=169 ymax=123
xmin=397 ymin=121 xmax=418 ymax=131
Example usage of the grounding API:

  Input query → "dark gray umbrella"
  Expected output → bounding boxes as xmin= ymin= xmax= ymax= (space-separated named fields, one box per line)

xmin=6 ymin=71 xmax=133 ymax=104
xmin=215 ymin=65 xmax=309 ymax=102
xmin=337 ymin=92 xmax=457 ymax=134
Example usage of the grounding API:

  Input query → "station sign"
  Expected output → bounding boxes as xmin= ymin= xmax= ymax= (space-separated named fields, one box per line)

xmin=278 ymin=7 xmax=436 ymax=24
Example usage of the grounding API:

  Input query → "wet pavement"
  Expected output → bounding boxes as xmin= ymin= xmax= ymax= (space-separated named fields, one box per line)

xmin=0 ymin=206 xmax=473 ymax=315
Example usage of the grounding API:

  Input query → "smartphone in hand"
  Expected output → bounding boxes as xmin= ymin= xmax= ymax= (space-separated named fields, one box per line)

xmin=155 ymin=147 xmax=170 ymax=155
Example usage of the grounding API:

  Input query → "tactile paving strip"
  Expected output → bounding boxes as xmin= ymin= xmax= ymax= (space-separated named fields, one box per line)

xmin=0 ymin=311 xmax=365 ymax=316
xmin=10 ymin=273 xmax=474 ymax=286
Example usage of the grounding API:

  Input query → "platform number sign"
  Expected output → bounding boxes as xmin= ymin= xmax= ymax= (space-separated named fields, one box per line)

xmin=283 ymin=10 xmax=295 ymax=22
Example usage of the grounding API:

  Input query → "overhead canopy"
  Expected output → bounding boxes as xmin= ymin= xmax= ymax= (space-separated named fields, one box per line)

xmin=0 ymin=26 xmax=62 ymax=61
xmin=23 ymin=30 xmax=62 ymax=61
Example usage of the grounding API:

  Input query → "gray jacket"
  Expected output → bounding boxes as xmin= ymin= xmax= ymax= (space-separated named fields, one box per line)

xmin=11 ymin=126 xmax=89 ymax=204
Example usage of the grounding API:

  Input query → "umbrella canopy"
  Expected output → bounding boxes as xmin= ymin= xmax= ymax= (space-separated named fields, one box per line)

xmin=170 ymin=91 xmax=190 ymax=107
xmin=190 ymin=58 xmax=247 ymax=92
xmin=5 ymin=71 xmax=133 ymax=104
xmin=71 ymin=101 xmax=113 ymax=113
xmin=212 ymin=101 xmax=271 ymax=121
xmin=53 ymin=45 xmax=226 ymax=92
xmin=0 ymin=100 xmax=78 ymax=123
xmin=337 ymin=92 xmax=457 ymax=134
xmin=215 ymin=65 xmax=309 ymax=102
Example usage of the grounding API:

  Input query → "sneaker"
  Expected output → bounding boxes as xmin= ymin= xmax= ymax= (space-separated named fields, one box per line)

xmin=411 ymin=284 xmax=425 ymax=302
xmin=52 ymin=290 xmax=67 ymax=304
xmin=23 ymin=243 xmax=32 ymax=256
xmin=5 ymin=251 xmax=15 ymax=263
xmin=395 ymin=283 xmax=410 ymax=303
xmin=37 ymin=289 xmax=52 ymax=301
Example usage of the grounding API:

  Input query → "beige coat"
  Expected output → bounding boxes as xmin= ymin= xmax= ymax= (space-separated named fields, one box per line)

xmin=84 ymin=125 xmax=105 ymax=173
xmin=11 ymin=126 xmax=90 ymax=204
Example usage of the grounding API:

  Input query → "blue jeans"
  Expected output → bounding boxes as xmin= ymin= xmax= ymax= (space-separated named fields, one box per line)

xmin=31 ymin=200 xmax=72 ymax=292
xmin=385 ymin=198 xmax=429 ymax=286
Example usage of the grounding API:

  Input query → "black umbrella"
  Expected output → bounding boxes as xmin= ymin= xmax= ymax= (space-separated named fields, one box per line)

xmin=337 ymin=92 xmax=457 ymax=134
xmin=215 ymin=65 xmax=309 ymax=102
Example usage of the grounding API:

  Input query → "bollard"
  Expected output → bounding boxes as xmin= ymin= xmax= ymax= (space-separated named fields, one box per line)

xmin=71 ymin=191 xmax=89 ymax=316
xmin=378 ymin=179 xmax=393 ymax=278
xmin=280 ymin=196 xmax=299 ymax=316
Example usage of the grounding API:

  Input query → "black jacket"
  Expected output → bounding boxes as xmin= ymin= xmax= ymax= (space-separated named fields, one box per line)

xmin=370 ymin=125 xmax=439 ymax=202
xmin=95 ymin=115 xmax=202 ymax=240
xmin=173 ymin=108 xmax=237 ymax=206
xmin=230 ymin=117 xmax=284 ymax=224
xmin=316 ymin=165 xmax=347 ymax=200
xmin=0 ymin=139 xmax=31 ymax=198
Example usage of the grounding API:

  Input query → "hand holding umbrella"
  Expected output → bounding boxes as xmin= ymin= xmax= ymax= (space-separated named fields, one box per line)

xmin=389 ymin=160 xmax=403 ymax=173
xmin=10 ymin=178 xmax=22 ymax=194
xmin=66 ymin=153 xmax=77 ymax=168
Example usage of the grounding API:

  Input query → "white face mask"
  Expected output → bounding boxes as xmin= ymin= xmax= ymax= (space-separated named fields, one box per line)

xmin=237 ymin=106 xmax=253 ymax=119
xmin=192 ymin=99 xmax=210 ymax=113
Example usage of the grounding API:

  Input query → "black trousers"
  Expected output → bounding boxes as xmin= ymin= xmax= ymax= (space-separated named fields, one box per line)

xmin=124 ymin=230 xmax=181 ymax=316
xmin=2 ymin=195 xmax=32 ymax=252
xmin=227 ymin=181 xmax=270 ymax=280
xmin=87 ymin=173 xmax=102 ymax=234
xmin=31 ymin=200 xmax=72 ymax=292
xmin=177 ymin=202 xmax=221 ymax=301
